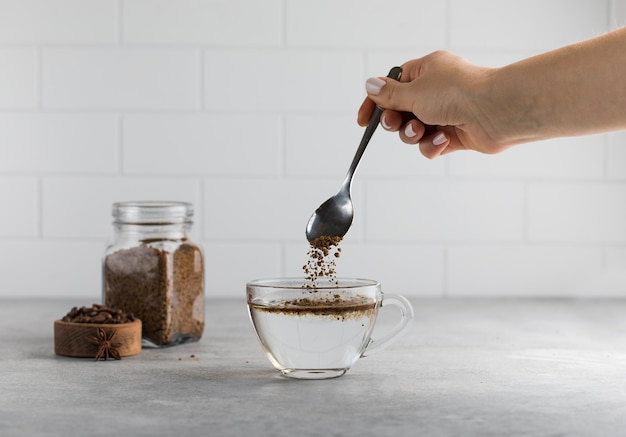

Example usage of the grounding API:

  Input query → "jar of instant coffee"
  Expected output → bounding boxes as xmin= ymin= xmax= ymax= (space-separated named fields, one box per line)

xmin=103 ymin=201 xmax=204 ymax=347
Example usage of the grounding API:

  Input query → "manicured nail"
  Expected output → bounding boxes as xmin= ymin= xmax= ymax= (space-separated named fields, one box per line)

xmin=433 ymin=132 xmax=447 ymax=146
xmin=365 ymin=77 xmax=386 ymax=95
xmin=381 ymin=114 xmax=391 ymax=130
xmin=404 ymin=123 xmax=416 ymax=138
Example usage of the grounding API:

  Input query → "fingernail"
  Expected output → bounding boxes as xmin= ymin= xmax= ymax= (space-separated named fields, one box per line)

xmin=404 ymin=123 xmax=416 ymax=138
xmin=365 ymin=77 xmax=386 ymax=95
xmin=433 ymin=132 xmax=447 ymax=146
xmin=381 ymin=114 xmax=391 ymax=130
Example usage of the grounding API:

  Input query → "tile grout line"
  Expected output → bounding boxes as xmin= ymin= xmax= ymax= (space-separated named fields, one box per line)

xmin=197 ymin=176 xmax=205 ymax=242
xmin=445 ymin=0 xmax=452 ymax=49
xmin=603 ymin=133 xmax=610 ymax=180
xmin=279 ymin=115 xmax=287 ymax=177
xmin=198 ymin=44 xmax=205 ymax=111
xmin=37 ymin=176 xmax=44 ymax=239
xmin=608 ymin=0 xmax=617 ymax=29
xmin=117 ymin=0 xmax=124 ymax=44
xmin=36 ymin=44 xmax=44 ymax=240
xmin=281 ymin=0 xmax=288 ymax=48
xmin=522 ymin=181 xmax=530 ymax=243
xmin=36 ymin=46 xmax=43 ymax=110
xmin=117 ymin=115 xmax=124 ymax=176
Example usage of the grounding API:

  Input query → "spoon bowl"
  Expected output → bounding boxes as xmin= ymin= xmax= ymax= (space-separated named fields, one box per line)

xmin=305 ymin=67 xmax=402 ymax=243
xmin=305 ymin=181 xmax=353 ymax=242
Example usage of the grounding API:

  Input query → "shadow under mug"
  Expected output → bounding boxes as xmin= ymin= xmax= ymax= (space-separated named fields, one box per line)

xmin=246 ymin=277 xmax=414 ymax=380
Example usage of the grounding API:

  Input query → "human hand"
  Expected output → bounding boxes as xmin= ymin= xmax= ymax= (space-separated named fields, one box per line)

xmin=358 ymin=51 xmax=511 ymax=158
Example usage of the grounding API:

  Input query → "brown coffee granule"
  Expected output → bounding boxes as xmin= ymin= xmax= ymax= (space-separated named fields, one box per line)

xmin=103 ymin=242 xmax=204 ymax=347
xmin=251 ymin=296 xmax=376 ymax=321
xmin=303 ymin=235 xmax=342 ymax=288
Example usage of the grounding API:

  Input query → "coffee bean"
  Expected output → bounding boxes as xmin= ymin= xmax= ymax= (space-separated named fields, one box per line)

xmin=60 ymin=304 xmax=134 ymax=324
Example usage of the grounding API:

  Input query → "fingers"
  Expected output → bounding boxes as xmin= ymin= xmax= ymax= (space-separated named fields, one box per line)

xmin=418 ymin=131 xmax=452 ymax=159
xmin=359 ymin=65 xmax=453 ymax=158
xmin=360 ymin=100 xmax=453 ymax=159
xmin=364 ymin=77 xmax=415 ymax=113
xmin=357 ymin=98 xmax=375 ymax=127
xmin=397 ymin=119 xmax=425 ymax=144
xmin=380 ymin=109 xmax=404 ymax=131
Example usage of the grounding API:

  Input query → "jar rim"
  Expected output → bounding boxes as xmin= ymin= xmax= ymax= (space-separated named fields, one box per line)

xmin=112 ymin=201 xmax=193 ymax=224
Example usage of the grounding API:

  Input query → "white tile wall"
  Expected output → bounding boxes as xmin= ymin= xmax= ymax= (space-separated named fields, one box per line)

xmin=528 ymin=182 xmax=626 ymax=243
xmin=203 ymin=49 xmax=363 ymax=111
xmin=0 ymin=0 xmax=117 ymax=44
xmin=0 ymin=0 xmax=624 ymax=299
xmin=365 ymin=180 xmax=525 ymax=242
xmin=205 ymin=242 xmax=283 ymax=297
xmin=42 ymin=177 xmax=201 ymax=238
xmin=614 ymin=0 xmax=626 ymax=27
xmin=450 ymin=0 xmax=608 ymax=51
xmin=0 ymin=48 xmax=37 ymax=109
xmin=605 ymin=246 xmax=626 ymax=295
xmin=203 ymin=178 xmax=364 ymax=241
xmin=0 ymin=114 xmax=118 ymax=174
xmin=285 ymin=0 xmax=448 ymax=49
xmin=0 ymin=241 xmax=104 ymax=298
xmin=448 ymin=135 xmax=607 ymax=180
xmin=42 ymin=49 xmax=201 ymax=110
xmin=608 ymin=132 xmax=626 ymax=179
xmin=123 ymin=0 xmax=283 ymax=46
xmin=0 ymin=176 xmax=38 ymax=237
xmin=447 ymin=245 xmax=606 ymax=297
xmin=123 ymin=114 xmax=282 ymax=176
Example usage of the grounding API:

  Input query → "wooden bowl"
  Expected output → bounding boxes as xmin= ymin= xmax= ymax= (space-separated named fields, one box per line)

xmin=54 ymin=319 xmax=142 ymax=359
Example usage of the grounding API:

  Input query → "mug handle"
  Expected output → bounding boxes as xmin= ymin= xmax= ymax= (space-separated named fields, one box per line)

xmin=361 ymin=293 xmax=414 ymax=357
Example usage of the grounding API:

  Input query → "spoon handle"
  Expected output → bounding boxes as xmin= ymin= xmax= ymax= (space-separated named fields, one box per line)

xmin=344 ymin=66 xmax=403 ymax=187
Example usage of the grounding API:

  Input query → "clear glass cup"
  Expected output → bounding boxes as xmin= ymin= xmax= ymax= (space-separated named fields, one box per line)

xmin=247 ymin=278 xmax=414 ymax=380
xmin=102 ymin=201 xmax=204 ymax=347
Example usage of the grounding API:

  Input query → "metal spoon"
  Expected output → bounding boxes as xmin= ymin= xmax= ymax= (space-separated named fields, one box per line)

xmin=305 ymin=66 xmax=403 ymax=243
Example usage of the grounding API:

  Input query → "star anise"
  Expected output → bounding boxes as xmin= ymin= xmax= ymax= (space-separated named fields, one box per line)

xmin=87 ymin=328 xmax=121 ymax=361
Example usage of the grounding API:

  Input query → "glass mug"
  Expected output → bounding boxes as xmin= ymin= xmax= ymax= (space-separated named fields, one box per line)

xmin=246 ymin=278 xmax=414 ymax=380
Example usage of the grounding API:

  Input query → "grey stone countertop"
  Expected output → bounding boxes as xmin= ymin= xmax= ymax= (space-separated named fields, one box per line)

xmin=2 ymin=297 xmax=626 ymax=437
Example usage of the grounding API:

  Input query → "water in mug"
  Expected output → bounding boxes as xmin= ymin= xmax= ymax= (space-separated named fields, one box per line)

xmin=248 ymin=296 xmax=378 ymax=370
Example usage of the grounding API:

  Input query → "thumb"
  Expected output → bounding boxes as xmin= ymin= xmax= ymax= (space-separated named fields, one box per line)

xmin=365 ymin=77 xmax=415 ymax=113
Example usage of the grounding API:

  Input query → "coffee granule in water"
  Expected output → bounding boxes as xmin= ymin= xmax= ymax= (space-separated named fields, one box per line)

xmin=104 ymin=243 xmax=204 ymax=346
xmin=303 ymin=236 xmax=342 ymax=287
xmin=253 ymin=295 xmax=377 ymax=321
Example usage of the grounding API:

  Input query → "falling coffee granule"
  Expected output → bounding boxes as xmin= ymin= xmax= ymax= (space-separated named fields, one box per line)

xmin=303 ymin=235 xmax=342 ymax=288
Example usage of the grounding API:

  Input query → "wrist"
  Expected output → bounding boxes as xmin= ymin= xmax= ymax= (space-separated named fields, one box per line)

xmin=478 ymin=65 xmax=548 ymax=147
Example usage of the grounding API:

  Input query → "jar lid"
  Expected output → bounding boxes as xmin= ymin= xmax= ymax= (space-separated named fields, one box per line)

xmin=112 ymin=201 xmax=193 ymax=224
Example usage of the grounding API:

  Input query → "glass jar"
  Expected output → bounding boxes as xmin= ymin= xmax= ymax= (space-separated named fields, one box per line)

xmin=102 ymin=201 xmax=204 ymax=347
